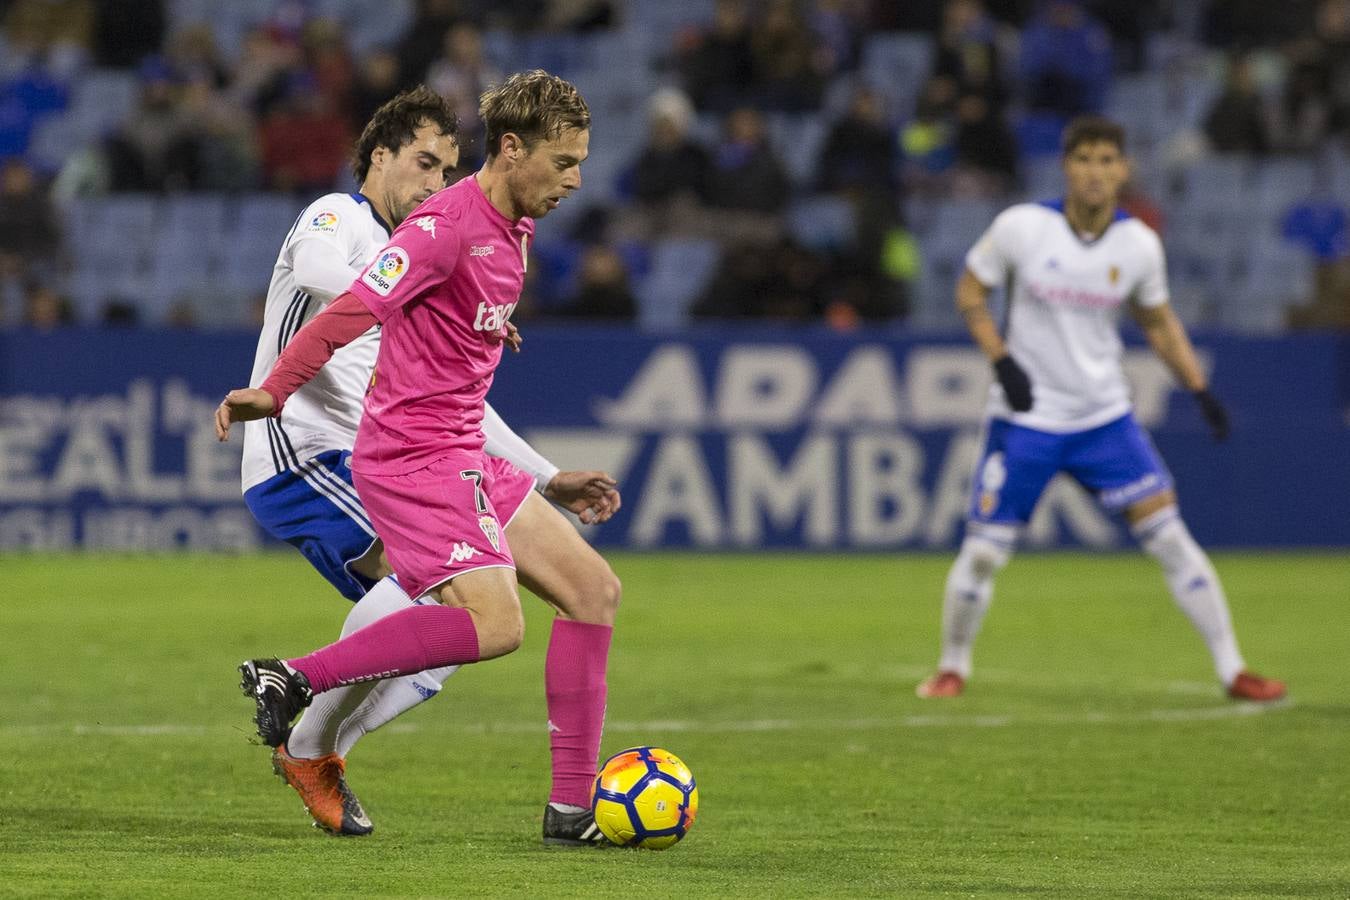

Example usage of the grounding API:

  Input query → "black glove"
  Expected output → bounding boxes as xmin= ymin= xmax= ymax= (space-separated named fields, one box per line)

xmin=1193 ymin=388 xmax=1229 ymax=442
xmin=993 ymin=355 xmax=1033 ymax=412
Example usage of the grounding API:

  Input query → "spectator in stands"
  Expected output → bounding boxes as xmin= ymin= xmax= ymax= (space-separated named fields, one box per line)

xmin=102 ymin=56 xmax=203 ymax=191
xmin=0 ymin=158 xmax=63 ymax=288
xmin=676 ymin=0 xmax=754 ymax=113
xmin=426 ymin=22 xmax=502 ymax=167
xmin=749 ymin=0 xmax=829 ymax=111
xmin=303 ymin=17 xmax=357 ymax=119
xmin=951 ymin=92 xmax=1017 ymax=195
xmin=350 ymin=48 xmax=404 ymax=133
xmin=934 ymin=0 xmax=1008 ymax=115
xmin=1019 ymin=0 xmax=1113 ymax=116
xmin=900 ymin=76 xmax=958 ymax=194
xmin=230 ymin=24 xmax=304 ymax=120
xmin=808 ymin=0 xmax=867 ymax=73
xmin=629 ymin=87 xmax=711 ymax=209
xmin=21 ymin=283 xmax=73 ymax=329
xmin=816 ymin=85 xmax=897 ymax=195
xmin=395 ymin=0 xmax=470 ymax=89
xmin=166 ymin=24 xmax=231 ymax=90
xmin=1277 ymin=0 xmax=1350 ymax=152
xmin=2 ymin=0 xmax=93 ymax=78
xmin=90 ymin=0 xmax=164 ymax=69
xmin=692 ymin=238 xmax=827 ymax=320
xmin=706 ymin=106 xmax=790 ymax=215
xmin=1203 ymin=53 xmax=1273 ymax=156
xmin=555 ymin=244 xmax=637 ymax=320
xmin=258 ymin=75 xmax=352 ymax=193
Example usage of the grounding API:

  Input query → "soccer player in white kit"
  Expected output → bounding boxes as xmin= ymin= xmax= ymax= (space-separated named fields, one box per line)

xmin=916 ymin=117 xmax=1285 ymax=703
xmin=237 ymin=86 xmax=621 ymax=839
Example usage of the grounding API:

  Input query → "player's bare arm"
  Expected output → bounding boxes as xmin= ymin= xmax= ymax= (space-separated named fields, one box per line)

xmin=1132 ymin=301 xmax=1229 ymax=441
xmin=958 ymin=268 xmax=1033 ymax=412
xmin=955 ymin=269 xmax=1008 ymax=363
xmin=544 ymin=470 xmax=622 ymax=524
xmin=1131 ymin=301 xmax=1207 ymax=391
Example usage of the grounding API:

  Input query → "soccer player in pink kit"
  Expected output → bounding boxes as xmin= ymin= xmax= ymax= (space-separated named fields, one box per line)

xmin=216 ymin=70 xmax=611 ymax=844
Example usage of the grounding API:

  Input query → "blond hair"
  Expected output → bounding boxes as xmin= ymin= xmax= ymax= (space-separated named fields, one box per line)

xmin=479 ymin=69 xmax=590 ymax=158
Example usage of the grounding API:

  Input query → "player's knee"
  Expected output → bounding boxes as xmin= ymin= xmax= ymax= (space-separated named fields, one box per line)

xmin=552 ymin=560 xmax=622 ymax=624
xmin=961 ymin=535 xmax=1013 ymax=580
xmin=478 ymin=604 xmax=525 ymax=657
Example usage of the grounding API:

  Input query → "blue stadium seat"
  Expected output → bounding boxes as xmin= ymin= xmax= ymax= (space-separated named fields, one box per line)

xmin=634 ymin=238 xmax=720 ymax=330
xmin=763 ymin=112 xmax=828 ymax=188
xmin=859 ymin=32 xmax=933 ymax=120
xmin=786 ymin=195 xmax=855 ymax=251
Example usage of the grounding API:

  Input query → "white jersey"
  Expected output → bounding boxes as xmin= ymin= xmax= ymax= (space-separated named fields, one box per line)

xmin=241 ymin=193 xmax=391 ymax=492
xmin=240 ymin=190 xmax=561 ymax=493
xmin=965 ymin=200 xmax=1169 ymax=433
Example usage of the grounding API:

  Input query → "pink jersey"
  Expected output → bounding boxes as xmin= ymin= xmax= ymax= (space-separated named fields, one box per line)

xmin=346 ymin=176 xmax=534 ymax=476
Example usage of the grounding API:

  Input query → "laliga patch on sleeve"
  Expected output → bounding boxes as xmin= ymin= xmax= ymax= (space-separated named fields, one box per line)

xmin=306 ymin=210 xmax=340 ymax=233
xmin=363 ymin=247 xmax=408 ymax=296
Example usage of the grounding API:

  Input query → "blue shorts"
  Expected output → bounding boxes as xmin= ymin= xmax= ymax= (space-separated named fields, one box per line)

xmin=244 ymin=449 xmax=378 ymax=601
xmin=968 ymin=413 xmax=1173 ymax=526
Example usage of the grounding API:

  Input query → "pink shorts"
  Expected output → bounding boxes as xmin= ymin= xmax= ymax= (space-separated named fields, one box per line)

xmin=353 ymin=450 xmax=536 ymax=599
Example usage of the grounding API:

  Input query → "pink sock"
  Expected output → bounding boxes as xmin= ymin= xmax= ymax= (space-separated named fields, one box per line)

xmin=289 ymin=605 xmax=479 ymax=693
xmin=545 ymin=619 xmax=612 ymax=808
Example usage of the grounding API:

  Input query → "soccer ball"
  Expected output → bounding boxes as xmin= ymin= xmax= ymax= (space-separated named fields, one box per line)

xmin=591 ymin=746 xmax=698 ymax=849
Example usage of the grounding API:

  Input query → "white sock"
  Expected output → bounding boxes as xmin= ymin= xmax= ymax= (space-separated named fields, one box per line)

xmin=937 ymin=525 xmax=1015 ymax=678
xmin=286 ymin=576 xmax=459 ymax=759
xmin=1132 ymin=507 xmax=1245 ymax=685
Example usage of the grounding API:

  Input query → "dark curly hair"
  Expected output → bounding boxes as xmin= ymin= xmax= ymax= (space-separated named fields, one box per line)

xmin=479 ymin=69 xmax=590 ymax=159
xmin=1062 ymin=116 xmax=1126 ymax=156
xmin=352 ymin=85 xmax=459 ymax=184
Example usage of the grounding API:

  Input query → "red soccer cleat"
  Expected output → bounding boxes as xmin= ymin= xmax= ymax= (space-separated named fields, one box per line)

xmin=1226 ymin=671 xmax=1287 ymax=702
xmin=271 ymin=744 xmax=373 ymax=836
xmin=915 ymin=670 xmax=965 ymax=698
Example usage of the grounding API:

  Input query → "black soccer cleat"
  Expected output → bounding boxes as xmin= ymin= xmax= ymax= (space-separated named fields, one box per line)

xmin=238 ymin=658 xmax=313 ymax=748
xmin=542 ymin=803 xmax=608 ymax=847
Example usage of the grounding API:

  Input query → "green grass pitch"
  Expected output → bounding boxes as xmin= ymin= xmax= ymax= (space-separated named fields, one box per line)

xmin=2 ymin=552 xmax=1347 ymax=898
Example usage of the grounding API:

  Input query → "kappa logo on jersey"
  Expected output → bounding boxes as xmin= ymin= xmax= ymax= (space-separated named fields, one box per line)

xmin=473 ymin=300 xmax=517 ymax=334
xmin=363 ymin=247 xmax=408 ymax=296
xmin=307 ymin=211 xmax=339 ymax=232
xmin=414 ymin=215 xmax=437 ymax=238
xmin=469 ymin=244 xmax=494 ymax=257
xmin=446 ymin=541 xmax=480 ymax=565
xmin=478 ymin=515 xmax=501 ymax=552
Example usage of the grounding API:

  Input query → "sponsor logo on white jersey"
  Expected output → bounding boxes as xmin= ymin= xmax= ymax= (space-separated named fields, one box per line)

xmin=363 ymin=246 xmax=408 ymax=296
xmin=473 ymin=300 xmax=516 ymax=334
xmin=445 ymin=541 xmax=480 ymax=565
xmin=469 ymin=244 xmax=495 ymax=257
xmin=414 ymin=215 xmax=437 ymax=238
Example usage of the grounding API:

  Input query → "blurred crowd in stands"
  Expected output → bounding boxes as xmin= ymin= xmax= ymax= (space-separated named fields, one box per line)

xmin=2 ymin=0 xmax=1350 ymax=331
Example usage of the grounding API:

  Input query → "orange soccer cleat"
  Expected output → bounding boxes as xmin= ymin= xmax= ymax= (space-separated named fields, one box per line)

xmin=915 ymin=670 xmax=965 ymax=699
xmin=1226 ymin=671 xmax=1287 ymax=702
xmin=271 ymin=744 xmax=373 ymax=836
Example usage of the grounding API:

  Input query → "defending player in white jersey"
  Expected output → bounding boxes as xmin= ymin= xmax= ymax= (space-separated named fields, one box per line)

xmin=239 ymin=86 xmax=621 ymax=838
xmin=916 ymin=116 xmax=1285 ymax=703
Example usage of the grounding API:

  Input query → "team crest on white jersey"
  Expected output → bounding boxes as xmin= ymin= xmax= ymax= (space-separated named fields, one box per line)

xmin=478 ymin=515 xmax=501 ymax=552
xmin=363 ymin=246 xmax=408 ymax=296
xmin=446 ymin=541 xmax=480 ymax=565
xmin=469 ymin=244 xmax=495 ymax=257
xmin=415 ymin=216 xmax=437 ymax=238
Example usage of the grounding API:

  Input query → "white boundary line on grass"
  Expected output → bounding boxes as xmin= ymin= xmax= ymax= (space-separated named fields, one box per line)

xmin=0 ymin=700 xmax=1289 ymax=738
